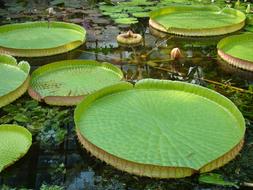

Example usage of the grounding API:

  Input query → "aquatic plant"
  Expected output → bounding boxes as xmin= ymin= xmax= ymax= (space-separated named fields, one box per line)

xmin=116 ymin=30 xmax=143 ymax=46
xmin=75 ymin=79 xmax=245 ymax=178
xmin=0 ymin=98 xmax=71 ymax=148
xmin=217 ymin=33 xmax=253 ymax=71
xmin=0 ymin=21 xmax=86 ymax=57
xmin=40 ymin=184 xmax=64 ymax=190
xmin=29 ymin=60 xmax=123 ymax=106
xmin=99 ymin=0 xmax=155 ymax=25
xmin=0 ymin=124 xmax=32 ymax=172
xmin=0 ymin=54 xmax=30 ymax=108
xmin=149 ymin=5 xmax=246 ymax=36
xmin=199 ymin=173 xmax=239 ymax=188
xmin=98 ymin=0 xmax=231 ymax=25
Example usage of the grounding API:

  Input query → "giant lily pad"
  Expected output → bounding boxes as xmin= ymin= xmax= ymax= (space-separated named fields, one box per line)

xmin=149 ymin=5 xmax=246 ymax=36
xmin=0 ymin=21 xmax=86 ymax=57
xmin=75 ymin=79 xmax=245 ymax=178
xmin=217 ymin=33 xmax=253 ymax=71
xmin=29 ymin=60 xmax=123 ymax=106
xmin=0 ymin=54 xmax=30 ymax=108
xmin=0 ymin=124 xmax=32 ymax=172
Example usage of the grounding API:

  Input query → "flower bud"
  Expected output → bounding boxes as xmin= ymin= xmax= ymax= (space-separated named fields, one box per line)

xmin=171 ymin=48 xmax=182 ymax=60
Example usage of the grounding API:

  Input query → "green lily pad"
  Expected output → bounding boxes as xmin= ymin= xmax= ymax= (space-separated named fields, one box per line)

xmin=132 ymin=12 xmax=150 ymax=18
xmin=110 ymin=13 xmax=130 ymax=19
xmin=29 ymin=60 xmax=123 ymax=106
xmin=0 ymin=124 xmax=32 ymax=172
xmin=217 ymin=33 xmax=253 ymax=71
xmin=114 ymin=17 xmax=138 ymax=24
xmin=0 ymin=54 xmax=30 ymax=108
xmin=75 ymin=79 xmax=245 ymax=178
xmin=0 ymin=21 xmax=86 ymax=57
xmin=149 ymin=5 xmax=246 ymax=36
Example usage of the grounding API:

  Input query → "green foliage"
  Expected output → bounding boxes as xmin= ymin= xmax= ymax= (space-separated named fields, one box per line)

xmin=0 ymin=21 xmax=86 ymax=57
xmin=114 ymin=17 xmax=138 ymax=24
xmin=76 ymin=79 xmax=245 ymax=178
xmin=227 ymin=88 xmax=253 ymax=121
xmin=98 ymin=0 xmax=244 ymax=25
xmin=0 ymin=98 xmax=72 ymax=148
xmin=0 ymin=124 xmax=32 ymax=173
xmin=40 ymin=184 xmax=64 ymax=190
xmin=36 ymin=119 xmax=67 ymax=149
xmin=0 ymin=184 xmax=31 ymax=190
xmin=218 ymin=33 xmax=253 ymax=63
xmin=98 ymin=0 xmax=155 ymax=25
xmin=199 ymin=173 xmax=239 ymax=188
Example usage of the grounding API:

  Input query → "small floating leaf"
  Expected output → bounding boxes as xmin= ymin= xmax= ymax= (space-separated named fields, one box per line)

xmin=199 ymin=173 xmax=239 ymax=188
xmin=114 ymin=17 xmax=138 ymax=24
xmin=132 ymin=12 xmax=150 ymax=18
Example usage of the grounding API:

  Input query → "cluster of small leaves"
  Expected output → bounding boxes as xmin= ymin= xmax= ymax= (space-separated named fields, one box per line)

xmin=0 ymin=97 xmax=72 ymax=148
xmin=35 ymin=116 xmax=68 ymax=149
xmin=40 ymin=184 xmax=64 ymax=190
xmin=231 ymin=0 xmax=253 ymax=32
xmin=245 ymin=9 xmax=253 ymax=32
xmin=98 ymin=0 xmax=230 ymax=25
xmin=98 ymin=0 xmax=156 ymax=25
xmin=0 ymin=184 xmax=64 ymax=190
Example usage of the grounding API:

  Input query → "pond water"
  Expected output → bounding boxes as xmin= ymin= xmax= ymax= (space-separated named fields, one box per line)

xmin=0 ymin=0 xmax=253 ymax=190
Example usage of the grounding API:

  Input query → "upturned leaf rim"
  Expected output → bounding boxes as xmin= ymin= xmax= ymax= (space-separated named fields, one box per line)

xmin=29 ymin=59 xmax=124 ymax=106
xmin=149 ymin=5 xmax=246 ymax=36
xmin=0 ymin=21 xmax=86 ymax=57
xmin=0 ymin=54 xmax=30 ymax=108
xmin=75 ymin=79 xmax=245 ymax=178
xmin=217 ymin=33 xmax=253 ymax=71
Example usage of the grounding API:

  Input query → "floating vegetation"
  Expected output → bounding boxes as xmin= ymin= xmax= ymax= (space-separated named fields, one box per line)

xmin=0 ymin=0 xmax=253 ymax=189
xmin=75 ymin=79 xmax=245 ymax=178
xmin=99 ymin=0 xmax=156 ymax=25
xmin=0 ymin=21 xmax=86 ymax=57
xmin=116 ymin=30 xmax=143 ymax=46
xmin=198 ymin=173 xmax=239 ymax=188
xmin=0 ymin=98 xmax=71 ymax=149
xmin=98 ymin=0 xmax=232 ymax=25
xmin=149 ymin=5 xmax=246 ymax=36
xmin=29 ymin=60 xmax=123 ymax=106
xmin=0 ymin=54 xmax=30 ymax=108
xmin=217 ymin=33 xmax=253 ymax=71
xmin=0 ymin=124 xmax=32 ymax=172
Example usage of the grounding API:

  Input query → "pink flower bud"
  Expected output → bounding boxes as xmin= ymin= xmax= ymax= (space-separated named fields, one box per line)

xmin=170 ymin=48 xmax=182 ymax=60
